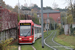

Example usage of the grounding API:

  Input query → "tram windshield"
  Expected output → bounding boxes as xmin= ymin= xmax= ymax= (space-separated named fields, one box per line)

xmin=20 ymin=26 xmax=31 ymax=36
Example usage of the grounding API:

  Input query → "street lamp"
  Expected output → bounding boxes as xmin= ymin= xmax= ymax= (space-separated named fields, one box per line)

xmin=41 ymin=0 xmax=44 ymax=48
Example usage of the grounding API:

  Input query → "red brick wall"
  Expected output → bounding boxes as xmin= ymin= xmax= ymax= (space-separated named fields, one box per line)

xmin=43 ymin=13 xmax=61 ymax=23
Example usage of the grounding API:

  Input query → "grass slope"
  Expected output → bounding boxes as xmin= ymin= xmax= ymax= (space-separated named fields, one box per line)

xmin=54 ymin=30 xmax=75 ymax=49
xmin=45 ymin=31 xmax=69 ymax=50
xmin=33 ymin=31 xmax=53 ymax=50
xmin=7 ymin=41 xmax=18 ymax=50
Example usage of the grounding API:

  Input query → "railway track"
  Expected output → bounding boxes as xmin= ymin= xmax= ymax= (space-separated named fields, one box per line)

xmin=18 ymin=45 xmax=36 ymax=50
xmin=52 ymin=31 xmax=73 ymax=50
xmin=44 ymin=32 xmax=57 ymax=50
xmin=18 ymin=45 xmax=21 ymax=50
xmin=32 ymin=45 xmax=36 ymax=50
xmin=44 ymin=31 xmax=73 ymax=50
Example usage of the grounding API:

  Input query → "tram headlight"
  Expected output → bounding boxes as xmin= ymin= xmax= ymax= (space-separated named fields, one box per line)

xmin=19 ymin=38 xmax=22 ymax=40
xmin=29 ymin=37 xmax=32 ymax=40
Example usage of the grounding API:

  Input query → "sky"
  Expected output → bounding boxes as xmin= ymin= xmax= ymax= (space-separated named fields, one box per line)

xmin=3 ymin=0 xmax=68 ymax=9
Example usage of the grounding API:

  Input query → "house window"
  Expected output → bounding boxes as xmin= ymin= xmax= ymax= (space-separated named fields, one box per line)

xmin=58 ymin=19 xmax=60 ymax=21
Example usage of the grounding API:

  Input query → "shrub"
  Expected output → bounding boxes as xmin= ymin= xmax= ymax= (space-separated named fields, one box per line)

xmin=59 ymin=28 xmax=64 ymax=35
xmin=56 ymin=24 xmax=61 ymax=29
xmin=32 ymin=17 xmax=39 ymax=24
xmin=50 ymin=24 xmax=54 ymax=30
xmin=1 ymin=38 xmax=13 ymax=50
xmin=73 ymin=31 xmax=75 ymax=36
xmin=70 ymin=25 xmax=75 ymax=36
xmin=0 ymin=43 xmax=3 ymax=50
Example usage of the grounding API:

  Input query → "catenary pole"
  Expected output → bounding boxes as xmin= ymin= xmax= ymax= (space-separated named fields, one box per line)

xmin=41 ymin=0 xmax=44 ymax=48
xmin=18 ymin=0 xmax=20 ymax=20
xmin=47 ymin=13 xmax=49 ymax=35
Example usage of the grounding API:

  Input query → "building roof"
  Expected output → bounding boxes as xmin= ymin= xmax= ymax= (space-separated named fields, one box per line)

xmin=37 ymin=9 xmax=60 ymax=14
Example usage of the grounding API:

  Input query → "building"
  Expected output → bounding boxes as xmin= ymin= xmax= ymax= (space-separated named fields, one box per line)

xmin=37 ymin=9 xmax=61 ymax=30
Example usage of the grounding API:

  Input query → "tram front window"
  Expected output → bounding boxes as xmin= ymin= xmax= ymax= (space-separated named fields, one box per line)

xmin=20 ymin=26 xmax=31 ymax=36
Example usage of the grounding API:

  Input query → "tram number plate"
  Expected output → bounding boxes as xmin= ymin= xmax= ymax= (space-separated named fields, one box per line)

xmin=24 ymin=38 xmax=27 ymax=39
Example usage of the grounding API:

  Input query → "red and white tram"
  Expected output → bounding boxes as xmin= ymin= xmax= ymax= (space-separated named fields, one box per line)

xmin=18 ymin=20 xmax=42 ymax=44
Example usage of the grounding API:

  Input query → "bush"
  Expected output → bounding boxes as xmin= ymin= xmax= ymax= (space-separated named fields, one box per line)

xmin=73 ymin=31 xmax=75 ymax=36
xmin=32 ymin=17 xmax=39 ymax=24
xmin=18 ymin=15 xmax=20 ymax=22
xmin=50 ymin=24 xmax=54 ymax=30
xmin=59 ymin=28 xmax=64 ymax=35
xmin=1 ymin=38 xmax=13 ymax=50
xmin=70 ymin=24 xmax=75 ymax=36
xmin=56 ymin=24 xmax=61 ymax=29
xmin=0 ymin=43 xmax=3 ymax=50
xmin=55 ymin=23 xmax=60 ymax=29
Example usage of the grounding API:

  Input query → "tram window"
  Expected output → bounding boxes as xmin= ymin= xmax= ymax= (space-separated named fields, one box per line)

xmin=35 ymin=28 xmax=37 ymax=34
xmin=20 ymin=26 xmax=31 ymax=36
xmin=39 ymin=28 xmax=41 ymax=33
xmin=38 ymin=28 xmax=40 ymax=33
xmin=37 ymin=28 xmax=41 ymax=33
xmin=35 ymin=29 xmax=37 ymax=34
xmin=37 ymin=28 xmax=39 ymax=33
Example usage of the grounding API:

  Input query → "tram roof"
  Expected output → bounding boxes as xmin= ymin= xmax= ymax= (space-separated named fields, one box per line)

xmin=18 ymin=20 xmax=41 ymax=27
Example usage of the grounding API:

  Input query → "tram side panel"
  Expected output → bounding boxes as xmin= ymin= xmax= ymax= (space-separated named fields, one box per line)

xmin=34 ymin=26 xmax=42 ymax=41
xmin=37 ymin=28 xmax=41 ymax=38
xmin=34 ymin=27 xmax=37 ymax=40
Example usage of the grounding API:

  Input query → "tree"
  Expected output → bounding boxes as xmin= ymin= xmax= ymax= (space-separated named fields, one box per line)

xmin=18 ymin=15 xmax=20 ymax=22
xmin=33 ymin=4 xmax=38 ymax=8
xmin=49 ymin=17 xmax=54 ymax=24
xmin=49 ymin=17 xmax=55 ymax=30
xmin=56 ymin=8 xmax=68 ymax=12
xmin=52 ymin=2 xmax=58 ymax=9
xmin=44 ymin=6 xmax=53 ymax=10
xmin=61 ymin=11 xmax=67 ymax=17
xmin=67 ymin=0 xmax=75 ymax=22
xmin=62 ymin=17 xmax=66 ymax=25
xmin=1 ymin=0 xmax=6 ymax=8
xmin=67 ymin=14 xmax=73 ymax=35
xmin=67 ymin=14 xmax=73 ymax=24
xmin=32 ymin=13 xmax=39 ymax=24
xmin=5 ymin=5 xmax=13 ymax=11
xmin=13 ymin=5 xmax=18 ymax=13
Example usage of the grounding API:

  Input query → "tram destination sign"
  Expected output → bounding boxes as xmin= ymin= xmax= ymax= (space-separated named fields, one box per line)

xmin=20 ymin=23 xmax=31 ymax=25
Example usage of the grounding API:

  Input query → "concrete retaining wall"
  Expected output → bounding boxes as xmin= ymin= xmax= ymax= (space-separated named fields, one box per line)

xmin=0 ymin=28 xmax=17 ymax=43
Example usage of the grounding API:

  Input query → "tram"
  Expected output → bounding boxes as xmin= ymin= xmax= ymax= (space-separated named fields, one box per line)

xmin=18 ymin=20 xmax=41 ymax=44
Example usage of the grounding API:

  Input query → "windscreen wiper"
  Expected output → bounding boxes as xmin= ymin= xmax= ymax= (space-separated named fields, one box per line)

xmin=25 ymin=31 xmax=30 ymax=37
